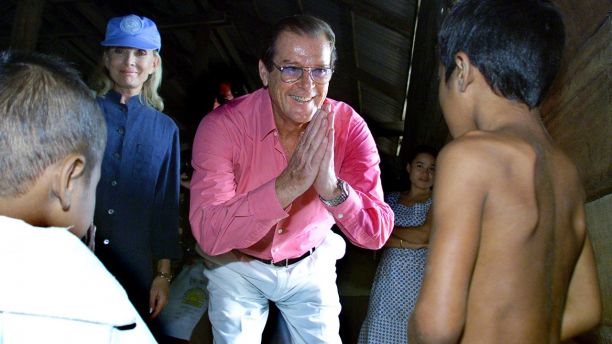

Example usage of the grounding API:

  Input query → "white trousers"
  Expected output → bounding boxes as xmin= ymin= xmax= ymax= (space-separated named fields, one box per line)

xmin=202 ymin=231 xmax=346 ymax=344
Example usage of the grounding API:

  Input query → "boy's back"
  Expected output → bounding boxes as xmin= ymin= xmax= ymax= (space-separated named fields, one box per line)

xmin=409 ymin=1 xmax=601 ymax=342
xmin=432 ymin=125 xmax=596 ymax=342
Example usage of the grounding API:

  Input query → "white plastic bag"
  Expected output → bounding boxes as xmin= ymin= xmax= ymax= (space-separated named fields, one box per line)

xmin=157 ymin=259 xmax=208 ymax=340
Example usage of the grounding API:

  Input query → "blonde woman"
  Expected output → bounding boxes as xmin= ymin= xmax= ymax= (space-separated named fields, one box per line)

xmin=90 ymin=14 xmax=181 ymax=339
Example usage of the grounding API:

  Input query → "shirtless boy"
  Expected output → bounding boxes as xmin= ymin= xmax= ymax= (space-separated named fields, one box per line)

xmin=408 ymin=0 xmax=602 ymax=342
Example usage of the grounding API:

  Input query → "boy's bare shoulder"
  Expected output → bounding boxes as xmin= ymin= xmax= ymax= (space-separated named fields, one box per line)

xmin=439 ymin=130 xmax=526 ymax=173
xmin=437 ymin=129 xmax=546 ymax=204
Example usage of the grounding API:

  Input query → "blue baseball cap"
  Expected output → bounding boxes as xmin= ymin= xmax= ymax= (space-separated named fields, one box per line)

xmin=100 ymin=15 xmax=161 ymax=51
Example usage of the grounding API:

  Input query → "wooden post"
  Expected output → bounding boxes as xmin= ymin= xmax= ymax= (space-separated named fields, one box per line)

xmin=193 ymin=27 xmax=211 ymax=78
xmin=400 ymin=0 xmax=448 ymax=163
xmin=10 ymin=0 xmax=46 ymax=52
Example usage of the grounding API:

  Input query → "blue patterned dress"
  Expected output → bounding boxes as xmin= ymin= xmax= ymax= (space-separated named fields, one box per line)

xmin=358 ymin=192 xmax=432 ymax=344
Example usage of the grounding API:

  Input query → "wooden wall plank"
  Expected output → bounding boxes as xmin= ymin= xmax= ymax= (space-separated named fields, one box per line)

xmin=552 ymin=0 xmax=612 ymax=62
xmin=542 ymin=13 xmax=611 ymax=201
xmin=401 ymin=0 xmax=448 ymax=163
xmin=403 ymin=0 xmax=611 ymax=201
xmin=10 ymin=0 xmax=45 ymax=52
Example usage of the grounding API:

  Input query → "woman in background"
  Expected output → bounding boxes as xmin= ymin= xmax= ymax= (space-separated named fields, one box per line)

xmin=89 ymin=14 xmax=182 ymax=339
xmin=358 ymin=145 xmax=437 ymax=344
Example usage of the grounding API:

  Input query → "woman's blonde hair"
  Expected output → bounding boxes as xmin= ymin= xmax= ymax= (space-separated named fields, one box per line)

xmin=89 ymin=50 xmax=164 ymax=111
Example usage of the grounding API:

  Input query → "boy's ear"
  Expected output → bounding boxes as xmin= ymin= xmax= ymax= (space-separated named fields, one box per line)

xmin=51 ymin=154 xmax=87 ymax=211
xmin=454 ymin=52 xmax=475 ymax=93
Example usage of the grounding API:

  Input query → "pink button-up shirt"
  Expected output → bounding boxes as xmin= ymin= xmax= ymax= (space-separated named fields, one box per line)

xmin=189 ymin=88 xmax=393 ymax=262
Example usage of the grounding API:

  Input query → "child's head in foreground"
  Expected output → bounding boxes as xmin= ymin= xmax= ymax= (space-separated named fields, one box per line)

xmin=438 ymin=0 xmax=565 ymax=109
xmin=0 ymin=51 xmax=106 ymax=237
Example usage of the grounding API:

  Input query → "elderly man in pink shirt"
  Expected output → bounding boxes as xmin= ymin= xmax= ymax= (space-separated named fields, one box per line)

xmin=189 ymin=14 xmax=394 ymax=344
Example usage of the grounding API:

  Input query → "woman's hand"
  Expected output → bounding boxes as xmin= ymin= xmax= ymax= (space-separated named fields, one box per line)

xmin=149 ymin=275 xmax=170 ymax=319
xmin=149 ymin=259 xmax=172 ymax=319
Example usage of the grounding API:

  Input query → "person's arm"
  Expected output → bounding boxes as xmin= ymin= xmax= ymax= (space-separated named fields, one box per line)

xmin=385 ymin=210 xmax=432 ymax=248
xmin=151 ymin=124 xmax=182 ymax=259
xmin=561 ymin=229 xmax=602 ymax=340
xmin=150 ymin=124 xmax=182 ymax=317
xmin=409 ymin=141 xmax=487 ymax=343
xmin=189 ymin=110 xmax=289 ymax=256
xmin=149 ymin=258 xmax=172 ymax=318
xmin=316 ymin=103 xmax=394 ymax=249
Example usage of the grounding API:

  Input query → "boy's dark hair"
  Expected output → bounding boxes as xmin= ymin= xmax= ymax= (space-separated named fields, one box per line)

xmin=261 ymin=14 xmax=337 ymax=71
xmin=438 ymin=0 xmax=565 ymax=108
xmin=0 ymin=51 xmax=106 ymax=197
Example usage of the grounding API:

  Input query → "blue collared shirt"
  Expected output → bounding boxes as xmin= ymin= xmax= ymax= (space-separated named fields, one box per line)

xmin=94 ymin=90 xmax=182 ymax=303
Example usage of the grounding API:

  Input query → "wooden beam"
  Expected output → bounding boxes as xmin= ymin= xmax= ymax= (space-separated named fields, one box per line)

xmin=10 ymin=0 xmax=46 ymax=52
xmin=346 ymin=11 xmax=362 ymax=113
xmin=74 ymin=2 xmax=115 ymax=33
xmin=296 ymin=0 xmax=304 ymax=13
xmin=40 ymin=1 xmax=100 ymax=69
xmin=251 ymin=0 xmax=264 ymax=23
xmin=344 ymin=65 xmax=405 ymax=103
xmin=0 ymin=17 xmax=229 ymax=41
xmin=0 ymin=1 xmax=15 ymax=17
xmin=551 ymin=0 xmax=612 ymax=62
xmin=157 ymin=18 xmax=228 ymax=30
xmin=192 ymin=27 xmax=211 ymax=77
xmin=364 ymin=118 xmax=405 ymax=136
xmin=214 ymin=26 xmax=260 ymax=90
xmin=400 ymin=0 xmax=447 ymax=160
xmin=59 ymin=39 xmax=98 ymax=70
xmin=336 ymin=0 xmax=413 ymax=37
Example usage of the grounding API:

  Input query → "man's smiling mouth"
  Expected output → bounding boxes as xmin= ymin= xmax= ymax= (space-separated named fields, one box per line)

xmin=291 ymin=95 xmax=314 ymax=103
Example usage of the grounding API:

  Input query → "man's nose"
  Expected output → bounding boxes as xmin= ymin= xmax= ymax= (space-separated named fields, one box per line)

xmin=299 ymin=69 xmax=315 ymax=88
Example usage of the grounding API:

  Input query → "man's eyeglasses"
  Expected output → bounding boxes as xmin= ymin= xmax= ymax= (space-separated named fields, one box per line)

xmin=272 ymin=63 xmax=334 ymax=84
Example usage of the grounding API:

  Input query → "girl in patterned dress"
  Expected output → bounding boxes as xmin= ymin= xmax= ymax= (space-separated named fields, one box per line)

xmin=358 ymin=145 xmax=437 ymax=344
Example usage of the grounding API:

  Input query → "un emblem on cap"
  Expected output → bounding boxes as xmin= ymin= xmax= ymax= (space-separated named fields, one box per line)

xmin=120 ymin=15 xmax=143 ymax=34
xmin=101 ymin=14 xmax=162 ymax=50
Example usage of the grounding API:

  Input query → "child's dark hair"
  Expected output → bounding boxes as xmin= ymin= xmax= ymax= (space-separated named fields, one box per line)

xmin=407 ymin=145 xmax=438 ymax=165
xmin=438 ymin=0 xmax=565 ymax=108
xmin=0 ymin=51 xmax=106 ymax=197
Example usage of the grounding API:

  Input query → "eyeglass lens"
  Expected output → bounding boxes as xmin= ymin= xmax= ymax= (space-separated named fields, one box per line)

xmin=279 ymin=66 xmax=332 ymax=84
